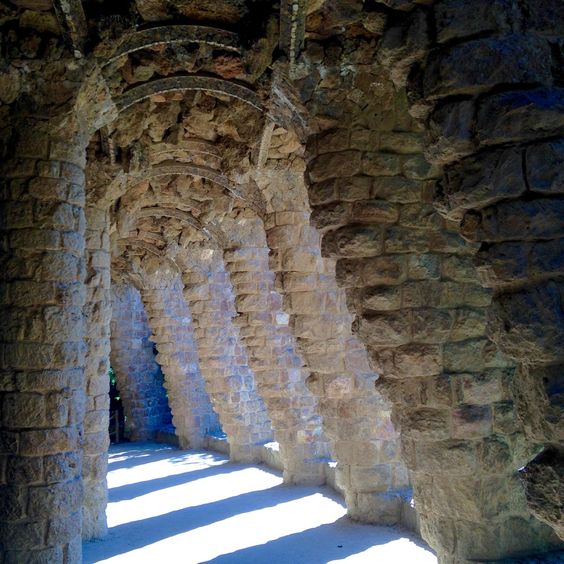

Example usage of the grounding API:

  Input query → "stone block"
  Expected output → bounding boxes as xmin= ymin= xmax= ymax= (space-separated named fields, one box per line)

xmin=451 ymin=405 xmax=493 ymax=438
xmin=360 ymin=286 xmax=402 ymax=311
xmin=5 ymin=455 xmax=43 ymax=485
xmin=407 ymin=254 xmax=440 ymax=280
xmin=323 ymin=225 xmax=383 ymax=258
xmin=352 ymin=200 xmax=399 ymax=223
xmin=462 ymin=198 xmax=564 ymax=242
xmin=361 ymin=152 xmax=401 ymax=176
xmin=308 ymin=151 xmax=361 ymax=182
xmin=379 ymin=132 xmax=424 ymax=154
xmin=416 ymin=439 xmax=478 ymax=474
xmin=358 ymin=312 xmax=411 ymax=346
xmin=444 ymin=339 xmax=486 ymax=372
xmin=424 ymin=35 xmax=552 ymax=98
xmin=476 ymin=88 xmax=564 ymax=146
xmin=434 ymin=0 xmax=519 ymax=43
xmin=2 ymin=393 xmax=46 ymax=428
xmin=401 ymin=155 xmax=441 ymax=180
xmin=488 ymin=280 xmax=564 ymax=363
xmin=337 ymin=176 xmax=372 ymax=202
xmin=403 ymin=407 xmax=450 ymax=440
xmin=310 ymin=202 xmax=351 ymax=231
xmin=371 ymin=176 xmax=424 ymax=202
xmin=411 ymin=308 xmax=453 ymax=343
xmin=526 ymin=138 xmax=564 ymax=194
xmin=440 ymin=147 xmax=526 ymax=217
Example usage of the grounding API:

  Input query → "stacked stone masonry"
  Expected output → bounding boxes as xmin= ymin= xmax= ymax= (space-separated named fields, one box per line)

xmin=110 ymin=283 xmax=173 ymax=442
xmin=181 ymin=249 xmax=273 ymax=462
xmin=141 ymin=277 xmax=219 ymax=449
xmin=0 ymin=1 xmax=563 ymax=563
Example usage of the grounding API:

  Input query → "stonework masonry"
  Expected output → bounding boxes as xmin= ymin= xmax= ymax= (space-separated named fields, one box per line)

xmin=0 ymin=1 xmax=563 ymax=563
xmin=110 ymin=283 xmax=173 ymax=442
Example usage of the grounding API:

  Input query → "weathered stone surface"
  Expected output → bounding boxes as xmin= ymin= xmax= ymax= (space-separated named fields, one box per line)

xmin=520 ymin=448 xmax=564 ymax=541
xmin=526 ymin=139 xmax=564 ymax=194
xmin=488 ymin=281 xmax=564 ymax=363
xmin=434 ymin=0 xmax=519 ymax=43
xmin=476 ymin=89 xmax=564 ymax=146
xmin=424 ymin=36 xmax=552 ymax=98
xmin=461 ymin=198 xmax=564 ymax=243
xmin=439 ymin=148 xmax=526 ymax=218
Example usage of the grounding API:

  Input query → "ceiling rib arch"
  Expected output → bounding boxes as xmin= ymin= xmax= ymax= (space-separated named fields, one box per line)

xmin=114 ymin=76 xmax=265 ymax=114
xmin=105 ymin=25 xmax=240 ymax=65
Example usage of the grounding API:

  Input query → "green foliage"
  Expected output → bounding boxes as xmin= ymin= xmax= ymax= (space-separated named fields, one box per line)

xmin=109 ymin=366 xmax=116 ymax=387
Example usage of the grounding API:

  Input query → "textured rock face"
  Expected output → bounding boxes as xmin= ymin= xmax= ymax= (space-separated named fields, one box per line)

xmin=0 ymin=0 xmax=563 ymax=562
xmin=110 ymin=284 xmax=176 ymax=441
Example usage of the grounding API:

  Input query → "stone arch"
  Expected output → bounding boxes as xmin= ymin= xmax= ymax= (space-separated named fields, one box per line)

xmin=102 ymin=24 xmax=241 ymax=65
xmin=114 ymin=76 xmax=265 ymax=114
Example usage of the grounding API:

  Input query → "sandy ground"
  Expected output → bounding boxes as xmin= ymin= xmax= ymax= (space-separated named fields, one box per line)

xmin=83 ymin=442 xmax=438 ymax=564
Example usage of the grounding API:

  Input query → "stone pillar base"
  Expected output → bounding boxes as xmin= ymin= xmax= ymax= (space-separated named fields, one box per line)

xmin=346 ymin=490 xmax=415 ymax=528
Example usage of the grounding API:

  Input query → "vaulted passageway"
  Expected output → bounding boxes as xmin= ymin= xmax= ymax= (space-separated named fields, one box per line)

xmin=1 ymin=1 xmax=563 ymax=563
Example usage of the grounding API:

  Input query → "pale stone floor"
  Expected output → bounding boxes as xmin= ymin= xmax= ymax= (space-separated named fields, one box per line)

xmin=83 ymin=442 xmax=437 ymax=564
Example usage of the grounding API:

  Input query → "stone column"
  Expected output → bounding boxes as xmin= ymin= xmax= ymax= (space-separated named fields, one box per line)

xmin=224 ymin=244 xmax=327 ymax=485
xmin=302 ymin=54 xmax=561 ymax=559
xmin=266 ymin=209 xmax=409 ymax=523
xmin=82 ymin=204 xmax=111 ymax=539
xmin=110 ymin=283 xmax=173 ymax=441
xmin=0 ymin=122 xmax=87 ymax=562
xmin=182 ymin=249 xmax=272 ymax=462
xmin=141 ymin=277 xmax=218 ymax=449
xmin=378 ymin=0 xmax=564 ymax=556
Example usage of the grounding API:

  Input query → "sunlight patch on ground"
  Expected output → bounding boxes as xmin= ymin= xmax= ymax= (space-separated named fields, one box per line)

xmin=328 ymin=538 xmax=438 ymax=563
xmin=107 ymin=467 xmax=283 ymax=527
xmin=98 ymin=493 xmax=347 ymax=563
xmin=84 ymin=443 xmax=437 ymax=564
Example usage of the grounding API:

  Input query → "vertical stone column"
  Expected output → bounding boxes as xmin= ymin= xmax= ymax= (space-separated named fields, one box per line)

xmin=141 ymin=277 xmax=217 ymax=449
xmin=182 ymin=249 xmax=273 ymax=462
xmin=82 ymin=204 xmax=111 ymax=539
xmin=0 ymin=122 xmax=87 ymax=562
xmin=223 ymin=244 xmax=327 ymax=485
xmin=266 ymin=209 xmax=409 ymax=523
xmin=110 ymin=283 xmax=173 ymax=441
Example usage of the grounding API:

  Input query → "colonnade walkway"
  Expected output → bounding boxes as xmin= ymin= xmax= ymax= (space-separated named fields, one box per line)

xmin=83 ymin=442 xmax=437 ymax=563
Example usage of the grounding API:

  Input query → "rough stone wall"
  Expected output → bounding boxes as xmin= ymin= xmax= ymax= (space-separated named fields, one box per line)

xmin=0 ymin=123 xmax=87 ymax=562
xmin=407 ymin=0 xmax=564 ymax=541
xmin=83 ymin=204 xmax=111 ymax=539
xmin=110 ymin=283 xmax=172 ymax=441
xmin=298 ymin=30 xmax=561 ymax=560
xmin=224 ymin=239 xmax=328 ymax=485
xmin=257 ymin=130 xmax=409 ymax=524
xmin=371 ymin=0 xmax=564 ymax=547
xmin=181 ymin=248 xmax=273 ymax=462
xmin=141 ymin=276 xmax=220 ymax=448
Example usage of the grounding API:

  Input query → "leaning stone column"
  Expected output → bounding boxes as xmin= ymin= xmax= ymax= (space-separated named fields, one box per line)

xmin=82 ymin=204 xmax=111 ymax=539
xmin=140 ymin=277 xmax=216 ymax=449
xmin=224 ymin=244 xmax=327 ymax=485
xmin=266 ymin=209 xmax=409 ymax=523
xmin=0 ymin=121 xmax=87 ymax=562
xmin=181 ymin=248 xmax=273 ymax=462
xmin=110 ymin=283 xmax=174 ymax=441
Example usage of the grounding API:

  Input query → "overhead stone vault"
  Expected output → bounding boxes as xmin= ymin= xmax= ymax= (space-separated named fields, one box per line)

xmin=0 ymin=0 xmax=563 ymax=562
